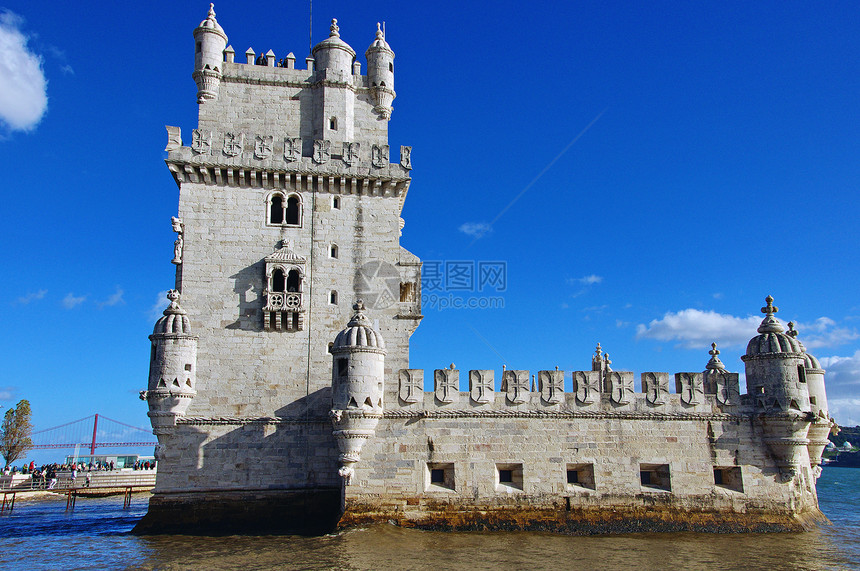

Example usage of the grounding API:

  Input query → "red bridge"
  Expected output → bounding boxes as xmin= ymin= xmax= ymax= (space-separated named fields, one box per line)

xmin=31 ymin=414 xmax=156 ymax=454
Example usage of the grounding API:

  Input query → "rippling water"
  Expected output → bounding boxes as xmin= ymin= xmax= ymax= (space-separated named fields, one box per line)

xmin=1 ymin=468 xmax=858 ymax=570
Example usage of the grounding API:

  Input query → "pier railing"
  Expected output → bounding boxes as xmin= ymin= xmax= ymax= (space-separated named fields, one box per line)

xmin=0 ymin=470 xmax=157 ymax=492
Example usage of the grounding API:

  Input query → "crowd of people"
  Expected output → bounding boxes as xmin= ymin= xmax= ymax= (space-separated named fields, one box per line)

xmin=0 ymin=459 xmax=157 ymax=490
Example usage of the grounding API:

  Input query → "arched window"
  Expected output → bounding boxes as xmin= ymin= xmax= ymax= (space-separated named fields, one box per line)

xmin=285 ymin=195 xmax=301 ymax=225
xmin=272 ymin=268 xmax=286 ymax=293
xmin=330 ymin=290 xmax=338 ymax=305
xmin=332 ymin=196 xmax=340 ymax=209
xmin=267 ymin=193 xmax=301 ymax=227
xmin=330 ymin=244 xmax=338 ymax=259
xmin=287 ymin=269 xmax=301 ymax=292
xmin=269 ymin=194 xmax=284 ymax=224
xmin=329 ymin=117 xmax=338 ymax=131
xmin=388 ymin=62 xmax=393 ymax=72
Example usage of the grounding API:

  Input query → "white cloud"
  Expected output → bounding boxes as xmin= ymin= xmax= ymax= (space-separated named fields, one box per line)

xmin=98 ymin=287 xmax=124 ymax=308
xmin=0 ymin=11 xmax=48 ymax=132
xmin=636 ymin=309 xmax=760 ymax=349
xmin=62 ymin=292 xmax=85 ymax=309
xmin=567 ymin=275 xmax=603 ymax=286
xmin=0 ymin=387 xmax=15 ymax=401
xmin=148 ymin=290 xmax=170 ymax=321
xmin=791 ymin=318 xmax=859 ymax=350
xmin=458 ymin=222 xmax=491 ymax=238
xmin=16 ymin=289 xmax=46 ymax=304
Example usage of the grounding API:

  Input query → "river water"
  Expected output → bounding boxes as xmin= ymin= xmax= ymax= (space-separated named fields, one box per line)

xmin=1 ymin=468 xmax=858 ymax=570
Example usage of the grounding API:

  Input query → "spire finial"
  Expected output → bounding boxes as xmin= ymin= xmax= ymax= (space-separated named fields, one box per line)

xmin=594 ymin=343 xmax=602 ymax=358
xmin=209 ymin=3 xmax=215 ymax=16
xmin=330 ymin=18 xmax=340 ymax=37
xmin=761 ymin=295 xmax=778 ymax=316
xmin=353 ymin=299 xmax=365 ymax=312
xmin=706 ymin=341 xmax=725 ymax=370
xmin=376 ymin=22 xmax=384 ymax=39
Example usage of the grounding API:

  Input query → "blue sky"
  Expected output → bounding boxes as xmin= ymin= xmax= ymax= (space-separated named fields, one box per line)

xmin=2 ymin=1 xmax=859 ymax=464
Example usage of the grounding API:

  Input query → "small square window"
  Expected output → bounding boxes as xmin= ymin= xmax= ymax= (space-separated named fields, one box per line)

xmin=495 ymin=463 xmax=523 ymax=491
xmin=714 ymin=466 xmax=743 ymax=492
xmin=639 ymin=463 xmax=671 ymax=492
xmin=566 ymin=463 xmax=595 ymax=490
xmin=425 ymin=462 xmax=454 ymax=491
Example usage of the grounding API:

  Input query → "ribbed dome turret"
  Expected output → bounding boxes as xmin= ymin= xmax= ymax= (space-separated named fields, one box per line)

xmin=332 ymin=300 xmax=385 ymax=351
xmin=152 ymin=290 xmax=193 ymax=336
xmin=196 ymin=3 xmax=226 ymax=38
xmin=367 ymin=22 xmax=392 ymax=52
xmin=312 ymin=19 xmax=356 ymax=75
xmin=745 ymin=296 xmax=802 ymax=356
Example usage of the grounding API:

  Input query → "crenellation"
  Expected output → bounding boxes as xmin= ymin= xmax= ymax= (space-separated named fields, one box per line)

xmin=137 ymin=5 xmax=832 ymax=536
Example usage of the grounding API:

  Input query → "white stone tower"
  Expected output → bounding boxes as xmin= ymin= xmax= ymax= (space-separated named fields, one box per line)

xmin=329 ymin=300 xmax=385 ymax=484
xmin=192 ymin=3 xmax=228 ymax=103
xmin=742 ymin=296 xmax=812 ymax=480
xmin=144 ymin=290 xmax=198 ymax=432
xmin=365 ymin=23 xmax=395 ymax=119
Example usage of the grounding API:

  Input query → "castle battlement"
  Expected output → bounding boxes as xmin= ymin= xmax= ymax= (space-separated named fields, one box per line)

xmin=394 ymin=366 xmax=741 ymax=414
xmin=135 ymin=6 xmax=834 ymax=536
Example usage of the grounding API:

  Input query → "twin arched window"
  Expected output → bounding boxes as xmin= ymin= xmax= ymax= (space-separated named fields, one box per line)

xmin=267 ymin=192 xmax=302 ymax=226
xmin=271 ymin=268 xmax=302 ymax=293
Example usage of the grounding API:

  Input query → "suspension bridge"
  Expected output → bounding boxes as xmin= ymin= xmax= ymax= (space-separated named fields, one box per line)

xmin=31 ymin=414 xmax=156 ymax=455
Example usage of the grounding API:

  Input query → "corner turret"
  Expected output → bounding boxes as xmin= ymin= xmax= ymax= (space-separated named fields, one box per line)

xmin=329 ymin=300 xmax=385 ymax=484
xmin=788 ymin=322 xmax=833 ymax=476
xmin=742 ymin=296 xmax=812 ymax=481
xmin=142 ymin=290 xmax=198 ymax=434
xmin=365 ymin=22 xmax=395 ymax=119
xmin=193 ymin=3 xmax=228 ymax=103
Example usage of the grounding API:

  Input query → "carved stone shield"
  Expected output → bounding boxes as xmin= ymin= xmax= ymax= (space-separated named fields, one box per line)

xmin=607 ymin=371 xmax=632 ymax=405
xmin=642 ymin=372 xmax=669 ymax=406
xmin=191 ymin=129 xmax=211 ymax=154
xmin=342 ymin=141 xmax=360 ymax=166
xmin=398 ymin=369 xmax=422 ymax=404
xmin=222 ymin=132 xmax=243 ymax=156
xmin=312 ymin=139 xmax=330 ymax=164
xmin=676 ymin=372 xmax=704 ymax=405
xmin=284 ymin=137 xmax=301 ymax=162
xmin=538 ymin=370 xmax=564 ymax=405
xmin=469 ymin=370 xmax=493 ymax=404
xmin=371 ymin=144 xmax=389 ymax=168
xmin=434 ymin=367 xmax=458 ymax=404
xmin=573 ymin=371 xmax=599 ymax=405
xmin=254 ymin=135 xmax=273 ymax=159
xmin=502 ymin=370 xmax=529 ymax=405
xmin=400 ymin=145 xmax=412 ymax=169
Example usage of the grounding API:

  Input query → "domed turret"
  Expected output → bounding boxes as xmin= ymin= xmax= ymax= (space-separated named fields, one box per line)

xmin=143 ymin=290 xmax=198 ymax=432
xmin=742 ymin=296 xmax=812 ymax=481
xmin=742 ymin=296 xmax=809 ymax=413
xmin=788 ymin=322 xmax=833 ymax=475
xmin=312 ymin=19 xmax=356 ymax=78
xmin=366 ymin=22 xmax=395 ymax=119
xmin=193 ymin=4 xmax=228 ymax=103
xmin=329 ymin=300 xmax=385 ymax=484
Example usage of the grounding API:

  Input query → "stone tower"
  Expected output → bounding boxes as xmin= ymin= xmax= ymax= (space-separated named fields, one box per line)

xmin=138 ymin=5 xmax=421 ymax=534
